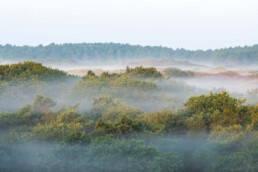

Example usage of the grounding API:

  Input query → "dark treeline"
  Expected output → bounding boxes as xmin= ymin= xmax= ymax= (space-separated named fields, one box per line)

xmin=0 ymin=43 xmax=258 ymax=65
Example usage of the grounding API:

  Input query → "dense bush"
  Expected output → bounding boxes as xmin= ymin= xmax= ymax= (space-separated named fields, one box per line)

xmin=0 ymin=61 xmax=73 ymax=81
xmin=125 ymin=66 xmax=162 ymax=79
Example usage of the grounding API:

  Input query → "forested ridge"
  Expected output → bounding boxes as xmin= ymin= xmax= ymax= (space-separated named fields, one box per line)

xmin=1 ymin=43 xmax=258 ymax=64
xmin=0 ymin=62 xmax=257 ymax=172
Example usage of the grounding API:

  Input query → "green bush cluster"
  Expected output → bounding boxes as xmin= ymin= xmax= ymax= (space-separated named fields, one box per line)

xmin=0 ymin=61 xmax=72 ymax=81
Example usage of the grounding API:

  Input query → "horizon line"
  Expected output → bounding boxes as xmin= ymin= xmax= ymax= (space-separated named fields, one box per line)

xmin=0 ymin=42 xmax=257 ymax=52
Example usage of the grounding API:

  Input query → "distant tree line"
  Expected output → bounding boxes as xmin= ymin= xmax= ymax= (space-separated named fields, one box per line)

xmin=0 ymin=43 xmax=257 ymax=64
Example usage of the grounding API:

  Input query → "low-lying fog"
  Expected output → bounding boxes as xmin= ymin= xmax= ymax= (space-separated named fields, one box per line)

xmin=1 ymin=59 xmax=257 ymax=172
xmin=1 ymin=59 xmax=258 ymax=112
xmin=180 ymin=77 xmax=258 ymax=94
xmin=62 ymin=60 xmax=258 ymax=95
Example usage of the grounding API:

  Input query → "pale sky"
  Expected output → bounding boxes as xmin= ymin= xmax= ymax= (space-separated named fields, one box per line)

xmin=0 ymin=0 xmax=257 ymax=50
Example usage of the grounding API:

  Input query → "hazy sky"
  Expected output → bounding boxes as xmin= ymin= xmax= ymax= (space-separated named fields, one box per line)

xmin=0 ymin=0 xmax=257 ymax=50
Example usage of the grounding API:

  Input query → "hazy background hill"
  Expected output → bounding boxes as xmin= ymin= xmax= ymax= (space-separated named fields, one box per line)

xmin=0 ymin=43 xmax=258 ymax=68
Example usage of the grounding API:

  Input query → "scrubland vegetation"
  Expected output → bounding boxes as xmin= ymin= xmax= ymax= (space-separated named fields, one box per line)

xmin=0 ymin=62 xmax=257 ymax=172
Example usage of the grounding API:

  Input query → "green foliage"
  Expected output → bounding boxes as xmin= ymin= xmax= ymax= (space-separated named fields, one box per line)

xmin=86 ymin=96 xmax=141 ymax=122
xmin=77 ymin=70 xmax=157 ymax=95
xmin=0 ymin=95 xmax=56 ymax=127
xmin=32 ymin=105 xmax=90 ymax=143
xmin=208 ymin=125 xmax=245 ymax=146
xmin=142 ymin=110 xmax=186 ymax=134
xmin=211 ymin=131 xmax=258 ymax=172
xmin=95 ymin=116 xmax=145 ymax=136
xmin=184 ymin=92 xmax=249 ymax=131
xmin=0 ymin=60 xmax=258 ymax=171
xmin=163 ymin=68 xmax=195 ymax=78
xmin=32 ymin=95 xmax=56 ymax=113
xmin=33 ymin=138 xmax=182 ymax=172
xmin=0 ymin=87 xmax=257 ymax=171
xmin=74 ymin=70 xmax=158 ymax=110
xmin=214 ymin=149 xmax=258 ymax=172
xmin=0 ymin=61 xmax=72 ymax=81
xmin=0 ymin=112 xmax=17 ymax=128
xmin=125 ymin=66 xmax=162 ymax=79
xmin=246 ymin=105 xmax=258 ymax=131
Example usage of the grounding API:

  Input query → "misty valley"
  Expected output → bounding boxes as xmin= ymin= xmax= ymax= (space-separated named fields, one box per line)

xmin=1 ymin=0 xmax=258 ymax=169
xmin=0 ymin=56 xmax=257 ymax=172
